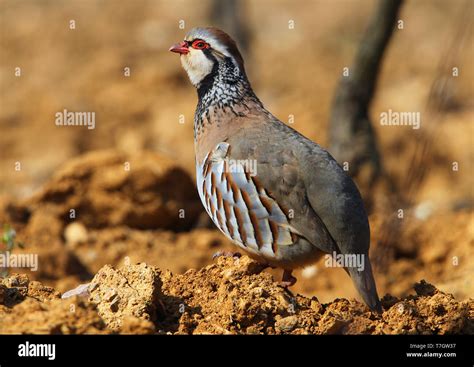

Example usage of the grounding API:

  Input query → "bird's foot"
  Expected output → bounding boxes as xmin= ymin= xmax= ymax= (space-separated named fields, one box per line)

xmin=279 ymin=269 xmax=297 ymax=288
xmin=212 ymin=250 xmax=242 ymax=260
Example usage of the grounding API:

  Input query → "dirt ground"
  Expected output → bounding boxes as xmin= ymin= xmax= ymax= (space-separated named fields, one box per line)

xmin=0 ymin=0 xmax=473 ymax=334
xmin=0 ymin=257 xmax=472 ymax=334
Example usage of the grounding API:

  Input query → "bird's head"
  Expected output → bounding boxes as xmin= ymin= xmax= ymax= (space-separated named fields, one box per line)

xmin=169 ymin=27 xmax=246 ymax=88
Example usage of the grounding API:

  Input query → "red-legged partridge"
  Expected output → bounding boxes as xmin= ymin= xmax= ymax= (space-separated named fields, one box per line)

xmin=170 ymin=27 xmax=382 ymax=312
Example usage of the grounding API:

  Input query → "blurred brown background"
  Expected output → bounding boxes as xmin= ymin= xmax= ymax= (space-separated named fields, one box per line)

xmin=0 ymin=0 xmax=472 ymax=304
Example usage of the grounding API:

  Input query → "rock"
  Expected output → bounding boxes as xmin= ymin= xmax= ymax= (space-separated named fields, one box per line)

xmin=88 ymin=262 xmax=163 ymax=332
xmin=301 ymin=265 xmax=318 ymax=279
xmin=319 ymin=316 xmax=348 ymax=335
xmin=275 ymin=315 xmax=298 ymax=332
xmin=0 ymin=274 xmax=107 ymax=334
xmin=26 ymin=150 xmax=203 ymax=231
xmin=64 ymin=222 xmax=88 ymax=247
xmin=414 ymin=280 xmax=437 ymax=296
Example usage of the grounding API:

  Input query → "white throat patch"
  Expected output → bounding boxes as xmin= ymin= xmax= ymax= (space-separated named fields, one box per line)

xmin=180 ymin=48 xmax=214 ymax=87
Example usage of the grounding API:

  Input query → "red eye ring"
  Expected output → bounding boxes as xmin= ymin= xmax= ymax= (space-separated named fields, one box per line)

xmin=191 ymin=40 xmax=209 ymax=50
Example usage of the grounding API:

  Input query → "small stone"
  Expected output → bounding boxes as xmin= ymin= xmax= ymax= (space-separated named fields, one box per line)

xmin=275 ymin=315 xmax=298 ymax=332
xmin=414 ymin=201 xmax=434 ymax=220
xmin=301 ymin=265 xmax=318 ymax=279
xmin=60 ymin=324 xmax=72 ymax=334
xmin=414 ymin=280 xmax=437 ymax=297
xmin=252 ymin=287 xmax=264 ymax=298
xmin=6 ymin=274 xmax=29 ymax=288
xmin=238 ymin=299 xmax=251 ymax=312
xmin=64 ymin=222 xmax=88 ymax=247
xmin=222 ymin=269 xmax=234 ymax=280
xmin=324 ymin=318 xmax=347 ymax=334
xmin=275 ymin=292 xmax=291 ymax=310
xmin=310 ymin=299 xmax=323 ymax=314
xmin=246 ymin=325 xmax=262 ymax=334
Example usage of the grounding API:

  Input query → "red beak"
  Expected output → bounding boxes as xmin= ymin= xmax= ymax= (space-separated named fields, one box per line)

xmin=169 ymin=41 xmax=189 ymax=55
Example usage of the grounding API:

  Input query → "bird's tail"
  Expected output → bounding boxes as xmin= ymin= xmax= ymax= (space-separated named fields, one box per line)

xmin=346 ymin=258 xmax=382 ymax=313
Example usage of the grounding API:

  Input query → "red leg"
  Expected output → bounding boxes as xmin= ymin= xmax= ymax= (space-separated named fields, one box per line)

xmin=280 ymin=269 xmax=297 ymax=287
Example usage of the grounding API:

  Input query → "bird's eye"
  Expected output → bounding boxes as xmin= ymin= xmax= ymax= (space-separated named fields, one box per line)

xmin=192 ymin=40 xmax=209 ymax=50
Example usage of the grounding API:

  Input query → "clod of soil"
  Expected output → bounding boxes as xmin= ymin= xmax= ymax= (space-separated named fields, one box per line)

xmin=88 ymin=263 xmax=161 ymax=333
xmin=25 ymin=149 xmax=203 ymax=231
xmin=1 ymin=257 xmax=471 ymax=334
xmin=0 ymin=149 xmax=213 ymax=289
xmin=0 ymin=275 xmax=108 ymax=334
